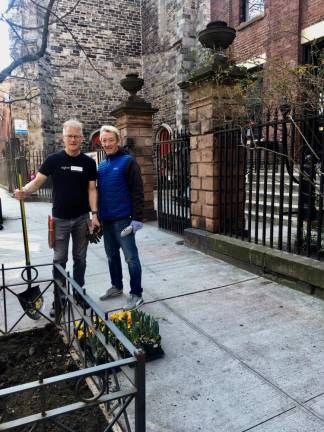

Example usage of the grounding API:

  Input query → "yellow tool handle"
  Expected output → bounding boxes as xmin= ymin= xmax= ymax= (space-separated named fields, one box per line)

xmin=18 ymin=174 xmax=31 ymax=265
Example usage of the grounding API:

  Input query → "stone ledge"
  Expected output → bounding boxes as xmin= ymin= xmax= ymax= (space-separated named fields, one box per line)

xmin=184 ymin=228 xmax=324 ymax=297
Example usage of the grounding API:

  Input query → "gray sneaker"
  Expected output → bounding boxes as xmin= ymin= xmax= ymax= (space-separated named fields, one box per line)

xmin=123 ymin=294 xmax=144 ymax=311
xmin=99 ymin=286 xmax=123 ymax=301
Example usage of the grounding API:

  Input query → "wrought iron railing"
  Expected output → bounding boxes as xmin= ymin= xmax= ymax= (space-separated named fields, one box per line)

xmin=156 ymin=130 xmax=191 ymax=234
xmin=215 ymin=112 xmax=324 ymax=260
xmin=0 ymin=262 xmax=145 ymax=431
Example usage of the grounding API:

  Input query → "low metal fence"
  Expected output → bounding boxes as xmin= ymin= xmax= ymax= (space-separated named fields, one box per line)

xmin=0 ymin=262 xmax=145 ymax=431
xmin=216 ymin=111 xmax=324 ymax=260
xmin=156 ymin=130 xmax=191 ymax=234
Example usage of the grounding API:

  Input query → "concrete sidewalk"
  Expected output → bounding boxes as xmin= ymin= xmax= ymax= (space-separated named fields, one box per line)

xmin=1 ymin=186 xmax=324 ymax=432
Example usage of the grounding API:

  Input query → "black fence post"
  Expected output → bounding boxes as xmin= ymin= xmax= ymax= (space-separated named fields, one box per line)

xmin=134 ymin=349 xmax=146 ymax=432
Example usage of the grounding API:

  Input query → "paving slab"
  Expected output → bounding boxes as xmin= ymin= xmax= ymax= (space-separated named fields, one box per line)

xmin=162 ymin=279 xmax=324 ymax=402
xmin=246 ymin=408 xmax=324 ymax=432
xmin=306 ymin=394 xmax=324 ymax=419
xmin=126 ymin=299 xmax=324 ymax=432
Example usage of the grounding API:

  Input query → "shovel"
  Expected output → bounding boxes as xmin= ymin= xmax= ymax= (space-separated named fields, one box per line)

xmin=17 ymin=174 xmax=45 ymax=320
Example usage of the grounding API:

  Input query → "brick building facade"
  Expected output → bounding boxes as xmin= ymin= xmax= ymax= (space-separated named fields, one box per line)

xmin=9 ymin=0 xmax=324 ymax=152
xmin=211 ymin=0 xmax=324 ymax=67
xmin=0 ymin=83 xmax=11 ymax=157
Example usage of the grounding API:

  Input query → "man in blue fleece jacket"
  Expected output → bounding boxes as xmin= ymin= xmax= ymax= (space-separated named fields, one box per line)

xmin=98 ymin=125 xmax=144 ymax=310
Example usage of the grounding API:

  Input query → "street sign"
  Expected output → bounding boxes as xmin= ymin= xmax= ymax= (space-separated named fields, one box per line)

xmin=14 ymin=119 xmax=28 ymax=135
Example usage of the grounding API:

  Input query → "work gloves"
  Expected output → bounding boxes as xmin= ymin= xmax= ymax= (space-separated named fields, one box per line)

xmin=120 ymin=220 xmax=143 ymax=237
xmin=131 ymin=220 xmax=143 ymax=233
xmin=88 ymin=220 xmax=143 ymax=241
xmin=88 ymin=224 xmax=103 ymax=244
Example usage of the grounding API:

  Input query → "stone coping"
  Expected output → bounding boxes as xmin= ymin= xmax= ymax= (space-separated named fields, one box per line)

xmin=184 ymin=227 xmax=324 ymax=298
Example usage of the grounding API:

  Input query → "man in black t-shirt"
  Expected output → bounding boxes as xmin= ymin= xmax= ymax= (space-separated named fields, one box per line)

xmin=15 ymin=119 xmax=100 ymax=316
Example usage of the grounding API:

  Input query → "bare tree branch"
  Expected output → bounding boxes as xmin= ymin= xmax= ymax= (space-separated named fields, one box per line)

xmin=5 ymin=0 xmax=18 ymax=14
xmin=4 ymin=15 xmax=31 ymax=58
xmin=5 ymin=0 xmax=82 ymax=31
xmin=29 ymin=0 xmax=110 ymax=81
xmin=0 ymin=92 xmax=41 ymax=104
xmin=0 ymin=0 xmax=55 ymax=83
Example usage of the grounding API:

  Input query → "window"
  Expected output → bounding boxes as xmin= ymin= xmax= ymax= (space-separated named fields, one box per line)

xmin=247 ymin=66 xmax=264 ymax=121
xmin=240 ymin=0 xmax=264 ymax=23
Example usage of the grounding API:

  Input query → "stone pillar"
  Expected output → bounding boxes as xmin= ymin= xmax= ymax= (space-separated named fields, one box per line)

xmin=183 ymin=80 xmax=245 ymax=233
xmin=111 ymin=101 xmax=158 ymax=221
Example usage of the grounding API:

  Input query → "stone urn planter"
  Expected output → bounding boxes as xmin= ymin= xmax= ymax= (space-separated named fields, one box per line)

xmin=120 ymin=72 xmax=144 ymax=98
xmin=198 ymin=21 xmax=236 ymax=50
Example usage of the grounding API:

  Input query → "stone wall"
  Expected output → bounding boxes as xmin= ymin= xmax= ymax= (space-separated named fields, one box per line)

xmin=9 ymin=2 xmax=45 ymax=152
xmin=142 ymin=0 xmax=211 ymax=133
xmin=42 ymin=0 xmax=142 ymax=151
xmin=10 ymin=0 xmax=213 ymax=149
xmin=11 ymin=0 xmax=142 ymax=152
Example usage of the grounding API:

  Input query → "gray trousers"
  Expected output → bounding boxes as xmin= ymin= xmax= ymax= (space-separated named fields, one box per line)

xmin=52 ymin=213 xmax=89 ymax=287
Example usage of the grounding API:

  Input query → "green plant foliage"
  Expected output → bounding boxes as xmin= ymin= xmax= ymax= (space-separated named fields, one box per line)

xmin=74 ymin=310 xmax=162 ymax=364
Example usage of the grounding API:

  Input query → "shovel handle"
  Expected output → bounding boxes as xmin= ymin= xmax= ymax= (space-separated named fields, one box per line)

xmin=18 ymin=174 xmax=31 ymax=266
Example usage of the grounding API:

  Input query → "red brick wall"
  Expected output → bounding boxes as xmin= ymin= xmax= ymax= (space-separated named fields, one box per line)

xmin=233 ymin=12 xmax=268 ymax=62
xmin=210 ymin=0 xmax=324 ymax=65
xmin=266 ymin=0 xmax=300 ymax=65
xmin=210 ymin=0 xmax=229 ymax=22
xmin=301 ymin=0 xmax=324 ymax=29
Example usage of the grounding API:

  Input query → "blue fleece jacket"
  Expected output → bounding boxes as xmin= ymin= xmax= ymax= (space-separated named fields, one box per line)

xmin=98 ymin=151 xmax=133 ymax=221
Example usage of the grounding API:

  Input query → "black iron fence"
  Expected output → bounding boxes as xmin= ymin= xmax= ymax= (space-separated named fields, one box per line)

xmin=156 ymin=130 xmax=191 ymax=234
xmin=216 ymin=112 xmax=324 ymax=260
xmin=0 ymin=149 xmax=52 ymax=199
xmin=23 ymin=149 xmax=53 ymax=200
xmin=0 ymin=262 xmax=145 ymax=431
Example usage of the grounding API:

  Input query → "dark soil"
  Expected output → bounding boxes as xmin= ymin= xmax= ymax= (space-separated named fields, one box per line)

xmin=0 ymin=324 xmax=108 ymax=431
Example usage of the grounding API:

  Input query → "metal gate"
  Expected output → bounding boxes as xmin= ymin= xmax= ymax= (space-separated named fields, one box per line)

xmin=156 ymin=130 xmax=191 ymax=234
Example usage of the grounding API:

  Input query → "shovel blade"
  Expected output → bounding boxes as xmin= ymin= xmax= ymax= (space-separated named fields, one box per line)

xmin=17 ymin=285 xmax=45 ymax=320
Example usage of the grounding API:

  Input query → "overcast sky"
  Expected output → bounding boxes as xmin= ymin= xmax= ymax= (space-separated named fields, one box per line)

xmin=0 ymin=0 xmax=11 ymax=72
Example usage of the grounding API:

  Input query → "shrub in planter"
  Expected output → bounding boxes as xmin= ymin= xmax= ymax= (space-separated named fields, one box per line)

xmin=74 ymin=310 xmax=163 ymax=364
xmin=110 ymin=310 xmax=164 ymax=360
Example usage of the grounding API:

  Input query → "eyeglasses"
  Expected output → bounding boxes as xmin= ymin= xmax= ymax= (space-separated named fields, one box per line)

xmin=64 ymin=135 xmax=82 ymax=140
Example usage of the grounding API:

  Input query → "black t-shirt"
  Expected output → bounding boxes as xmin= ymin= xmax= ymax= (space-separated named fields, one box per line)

xmin=39 ymin=150 xmax=97 ymax=218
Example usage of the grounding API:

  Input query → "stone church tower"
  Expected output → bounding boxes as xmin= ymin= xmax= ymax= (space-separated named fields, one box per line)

xmin=10 ymin=0 xmax=211 ymax=152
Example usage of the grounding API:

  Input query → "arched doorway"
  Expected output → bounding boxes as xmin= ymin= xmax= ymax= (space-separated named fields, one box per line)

xmin=89 ymin=129 xmax=101 ymax=151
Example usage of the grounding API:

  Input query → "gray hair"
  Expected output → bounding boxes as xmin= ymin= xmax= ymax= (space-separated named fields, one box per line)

xmin=100 ymin=125 xmax=120 ymax=141
xmin=63 ymin=119 xmax=83 ymax=134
